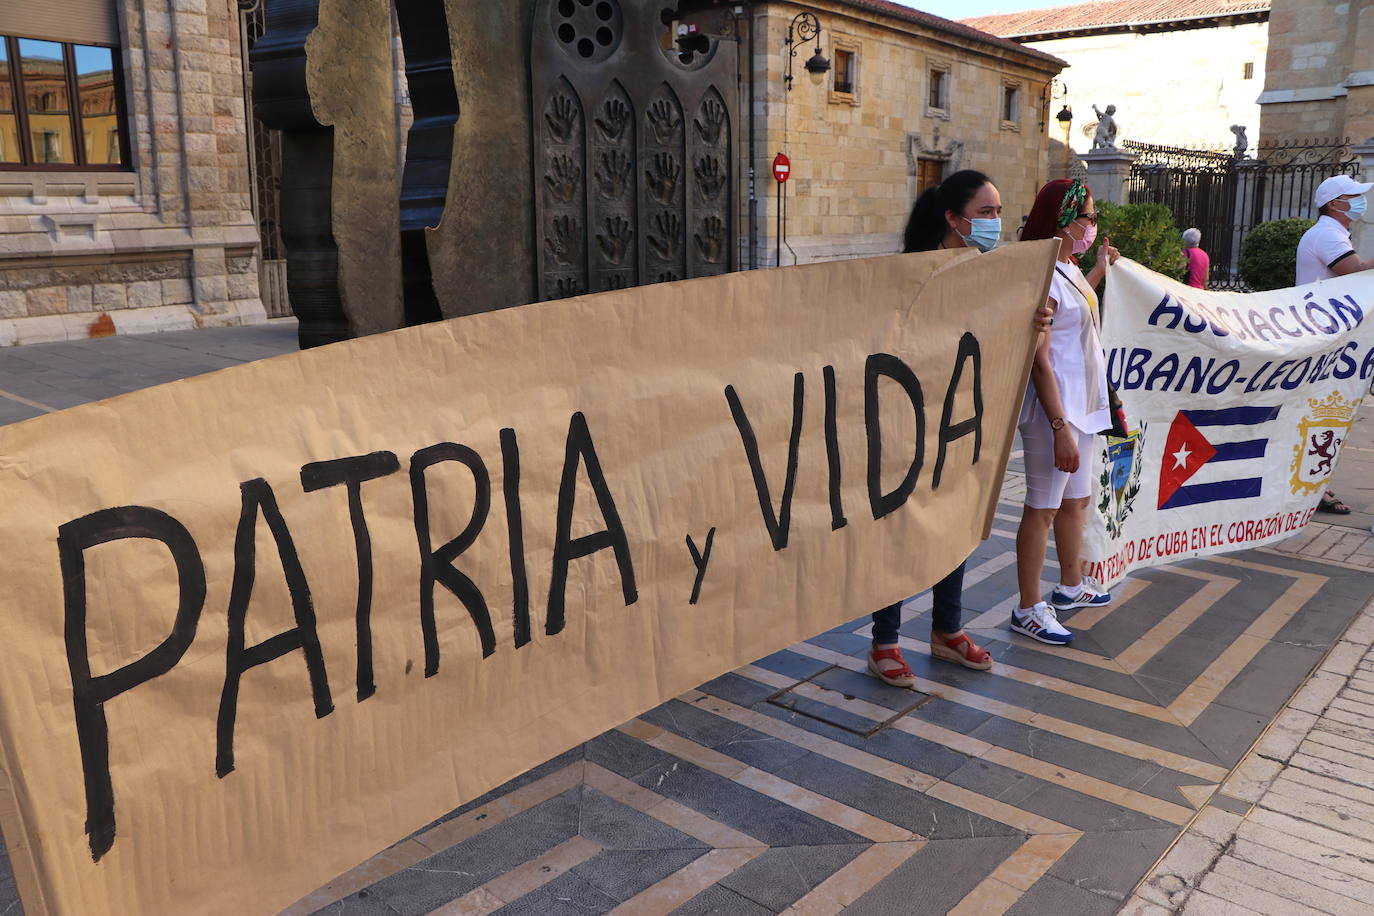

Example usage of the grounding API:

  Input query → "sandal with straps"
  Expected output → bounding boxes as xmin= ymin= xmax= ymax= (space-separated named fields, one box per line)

xmin=930 ymin=632 xmax=993 ymax=671
xmin=867 ymin=646 xmax=917 ymax=688
xmin=1319 ymin=490 xmax=1353 ymax=514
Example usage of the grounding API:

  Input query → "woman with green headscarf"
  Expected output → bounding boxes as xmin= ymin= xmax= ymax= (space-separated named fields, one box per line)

xmin=1010 ymin=178 xmax=1119 ymax=647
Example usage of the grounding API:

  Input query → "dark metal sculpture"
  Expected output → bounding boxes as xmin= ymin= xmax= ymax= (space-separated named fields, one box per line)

xmin=393 ymin=0 xmax=460 ymax=327
xmin=250 ymin=0 xmax=348 ymax=348
xmin=531 ymin=0 xmax=736 ymax=299
xmin=252 ymin=0 xmax=738 ymax=346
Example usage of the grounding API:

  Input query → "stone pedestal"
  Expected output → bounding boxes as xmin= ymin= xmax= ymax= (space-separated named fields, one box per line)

xmin=1082 ymin=147 xmax=1138 ymax=205
xmin=1229 ymin=158 xmax=1262 ymax=285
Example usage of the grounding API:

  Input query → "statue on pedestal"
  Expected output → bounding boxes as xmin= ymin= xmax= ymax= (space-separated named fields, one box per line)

xmin=1230 ymin=124 xmax=1249 ymax=157
xmin=1091 ymin=104 xmax=1118 ymax=149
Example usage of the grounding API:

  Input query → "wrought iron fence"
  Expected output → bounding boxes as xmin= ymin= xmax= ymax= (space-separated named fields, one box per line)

xmin=1126 ymin=138 xmax=1359 ymax=290
xmin=238 ymin=0 xmax=292 ymax=318
xmin=241 ymin=1 xmax=283 ymax=264
xmin=1123 ymin=140 xmax=1233 ymax=169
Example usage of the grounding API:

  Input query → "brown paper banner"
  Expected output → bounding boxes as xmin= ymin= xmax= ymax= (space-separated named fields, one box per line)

xmin=0 ymin=242 xmax=1055 ymax=914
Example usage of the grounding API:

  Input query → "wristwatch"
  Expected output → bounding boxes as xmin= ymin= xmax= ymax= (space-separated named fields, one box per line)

xmin=1050 ymin=417 xmax=1066 ymax=431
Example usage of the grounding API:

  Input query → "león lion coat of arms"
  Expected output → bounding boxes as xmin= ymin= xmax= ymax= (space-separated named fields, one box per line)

xmin=1290 ymin=392 xmax=1357 ymax=498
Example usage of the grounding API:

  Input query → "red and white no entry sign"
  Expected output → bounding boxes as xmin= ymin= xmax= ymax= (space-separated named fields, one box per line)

xmin=772 ymin=152 xmax=791 ymax=183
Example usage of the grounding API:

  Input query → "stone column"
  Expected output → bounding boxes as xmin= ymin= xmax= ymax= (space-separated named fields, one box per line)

xmin=1350 ymin=138 xmax=1374 ymax=258
xmin=1082 ymin=147 xmax=1137 ymax=205
xmin=1230 ymin=157 xmax=1262 ymax=286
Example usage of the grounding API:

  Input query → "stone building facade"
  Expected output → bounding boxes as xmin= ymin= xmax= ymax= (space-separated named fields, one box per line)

xmin=1255 ymin=0 xmax=1374 ymax=260
xmin=747 ymin=0 xmax=1065 ymax=265
xmin=0 ymin=1 xmax=263 ymax=346
xmin=964 ymin=0 xmax=1270 ymax=157
xmin=0 ymin=1 xmax=1064 ymax=345
xmin=1258 ymin=0 xmax=1374 ymax=145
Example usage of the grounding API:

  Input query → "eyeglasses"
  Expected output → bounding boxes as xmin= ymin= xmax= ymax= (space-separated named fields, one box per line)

xmin=1078 ymin=212 xmax=1099 ymax=225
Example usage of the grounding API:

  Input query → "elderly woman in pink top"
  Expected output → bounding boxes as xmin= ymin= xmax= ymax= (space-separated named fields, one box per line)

xmin=1182 ymin=228 xmax=1209 ymax=288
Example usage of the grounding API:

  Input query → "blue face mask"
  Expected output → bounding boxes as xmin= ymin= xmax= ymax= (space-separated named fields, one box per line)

xmin=961 ymin=217 xmax=1002 ymax=252
xmin=1345 ymin=196 xmax=1368 ymax=220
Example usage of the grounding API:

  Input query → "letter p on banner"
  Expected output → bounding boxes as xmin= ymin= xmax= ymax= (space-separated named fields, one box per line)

xmin=60 ymin=507 xmax=206 ymax=863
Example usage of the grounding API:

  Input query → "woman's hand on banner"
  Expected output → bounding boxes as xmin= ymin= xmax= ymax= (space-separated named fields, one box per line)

xmin=1035 ymin=301 xmax=1055 ymax=333
xmin=1053 ymin=424 xmax=1079 ymax=472
xmin=1102 ymin=237 xmax=1121 ymax=265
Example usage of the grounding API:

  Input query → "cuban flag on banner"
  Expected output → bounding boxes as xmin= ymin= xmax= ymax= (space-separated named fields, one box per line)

xmin=1157 ymin=406 xmax=1281 ymax=510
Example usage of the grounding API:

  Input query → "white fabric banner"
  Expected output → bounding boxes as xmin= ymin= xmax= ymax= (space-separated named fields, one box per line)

xmin=1085 ymin=260 xmax=1374 ymax=587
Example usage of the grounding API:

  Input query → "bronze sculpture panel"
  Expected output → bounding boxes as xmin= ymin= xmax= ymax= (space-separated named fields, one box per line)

xmin=254 ymin=0 xmax=738 ymax=344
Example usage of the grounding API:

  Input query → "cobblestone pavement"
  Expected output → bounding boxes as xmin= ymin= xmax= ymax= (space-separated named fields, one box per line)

xmin=0 ymin=323 xmax=1372 ymax=916
xmin=0 ymin=320 xmax=301 ymax=425
xmin=1124 ymin=528 xmax=1374 ymax=916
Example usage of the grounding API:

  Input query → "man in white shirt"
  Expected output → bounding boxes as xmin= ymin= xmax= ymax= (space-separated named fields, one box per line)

xmin=1295 ymin=174 xmax=1370 ymax=517
xmin=1296 ymin=175 xmax=1374 ymax=284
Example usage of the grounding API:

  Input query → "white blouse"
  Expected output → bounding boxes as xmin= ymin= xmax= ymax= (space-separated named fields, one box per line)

xmin=1019 ymin=261 xmax=1110 ymax=436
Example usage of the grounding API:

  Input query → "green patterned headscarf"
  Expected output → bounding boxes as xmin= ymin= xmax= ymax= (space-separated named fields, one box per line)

xmin=1056 ymin=179 xmax=1089 ymax=229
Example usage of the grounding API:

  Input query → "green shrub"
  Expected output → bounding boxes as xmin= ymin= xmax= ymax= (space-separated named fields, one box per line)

xmin=1079 ymin=201 xmax=1187 ymax=281
xmin=1239 ymin=218 xmax=1314 ymax=291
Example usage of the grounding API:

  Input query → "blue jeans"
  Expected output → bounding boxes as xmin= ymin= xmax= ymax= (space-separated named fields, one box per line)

xmin=872 ymin=560 xmax=966 ymax=644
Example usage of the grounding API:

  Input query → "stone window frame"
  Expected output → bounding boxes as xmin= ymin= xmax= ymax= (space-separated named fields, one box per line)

xmin=926 ymin=58 xmax=951 ymax=121
xmin=829 ymin=35 xmax=860 ymax=106
xmin=1243 ymin=61 xmax=1254 ymax=80
xmin=0 ymin=33 xmax=135 ymax=172
xmin=999 ymin=78 xmax=1022 ymax=132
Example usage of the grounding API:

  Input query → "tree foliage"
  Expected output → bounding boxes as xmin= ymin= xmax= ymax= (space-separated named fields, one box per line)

xmin=1239 ymin=218 xmax=1315 ymax=291
xmin=1079 ymin=201 xmax=1187 ymax=281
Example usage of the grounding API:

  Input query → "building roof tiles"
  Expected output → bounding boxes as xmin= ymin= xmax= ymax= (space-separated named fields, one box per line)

xmin=819 ymin=0 xmax=1066 ymax=66
xmin=960 ymin=0 xmax=1269 ymax=39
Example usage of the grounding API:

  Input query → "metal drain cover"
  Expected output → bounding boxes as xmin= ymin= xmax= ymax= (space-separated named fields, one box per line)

xmin=764 ymin=665 xmax=933 ymax=737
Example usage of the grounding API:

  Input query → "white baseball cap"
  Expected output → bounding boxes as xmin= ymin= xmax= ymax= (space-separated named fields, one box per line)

xmin=1314 ymin=174 xmax=1374 ymax=209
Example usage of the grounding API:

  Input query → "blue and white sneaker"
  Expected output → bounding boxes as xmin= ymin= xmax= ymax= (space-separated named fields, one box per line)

xmin=1010 ymin=601 xmax=1074 ymax=645
xmin=1049 ymin=576 xmax=1112 ymax=612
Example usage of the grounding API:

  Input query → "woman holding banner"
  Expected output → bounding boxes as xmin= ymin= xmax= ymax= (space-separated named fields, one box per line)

xmin=1011 ymin=179 xmax=1119 ymax=646
xmin=868 ymin=170 xmax=1054 ymax=686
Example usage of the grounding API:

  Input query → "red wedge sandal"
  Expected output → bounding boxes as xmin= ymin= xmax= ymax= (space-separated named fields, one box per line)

xmin=867 ymin=646 xmax=917 ymax=688
xmin=930 ymin=632 xmax=993 ymax=671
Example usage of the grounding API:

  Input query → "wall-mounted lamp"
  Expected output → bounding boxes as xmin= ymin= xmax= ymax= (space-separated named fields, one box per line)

xmin=1048 ymin=82 xmax=1074 ymax=177
xmin=1041 ymin=78 xmax=1069 ymax=132
xmin=785 ymin=11 xmax=828 ymax=91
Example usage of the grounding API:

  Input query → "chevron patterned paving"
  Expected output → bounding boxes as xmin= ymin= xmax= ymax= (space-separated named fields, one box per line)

xmin=293 ymin=490 xmax=1374 ymax=916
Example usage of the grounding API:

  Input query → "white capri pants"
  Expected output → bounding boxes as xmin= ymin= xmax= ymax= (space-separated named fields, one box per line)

xmin=1020 ymin=420 xmax=1094 ymax=510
